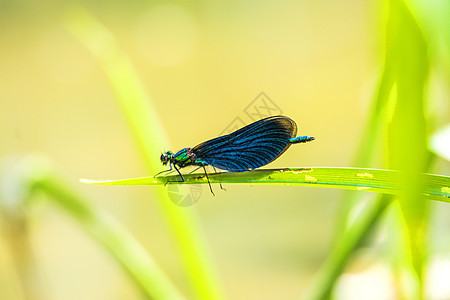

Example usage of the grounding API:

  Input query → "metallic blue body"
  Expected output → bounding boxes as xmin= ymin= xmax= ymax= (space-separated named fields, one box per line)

xmin=161 ymin=115 xmax=315 ymax=173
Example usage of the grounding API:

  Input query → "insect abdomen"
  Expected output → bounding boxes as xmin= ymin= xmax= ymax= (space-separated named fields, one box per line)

xmin=290 ymin=136 xmax=315 ymax=144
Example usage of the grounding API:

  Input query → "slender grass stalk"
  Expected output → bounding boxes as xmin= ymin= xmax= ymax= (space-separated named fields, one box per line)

xmin=302 ymin=0 xmax=435 ymax=298
xmin=6 ymin=155 xmax=185 ymax=300
xmin=386 ymin=0 xmax=429 ymax=297
xmin=300 ymin=0 xmax=401 ymax=295
xmin=303 ymin=194 xmax=393 ymax=299
xmin=81 ymin=167 xmax=450 ymax=203
xmin=64 ymin=7 xmax=224 ymax=300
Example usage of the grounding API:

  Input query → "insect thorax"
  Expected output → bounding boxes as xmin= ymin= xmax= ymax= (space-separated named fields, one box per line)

xmin=173 ymin=147 xmax=198 ymax=168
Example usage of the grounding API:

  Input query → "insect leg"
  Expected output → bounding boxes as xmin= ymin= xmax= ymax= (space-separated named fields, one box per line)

xmin=188 ymin=166 xmax=202 ymax=174
xmin=202 ymin=164 xmax=215 ymax=196
xmin=154 ymin=169 xmax=175 ymax=177
xmin=174 ymin=164 xmax=185 ymax=182
xmin=212 ymin=166 xmax=226 ymax=191
xmin=164 ymin=164 xmax=185 ymax=186
xmin=154 ymin=163 xmax=174 ymax=177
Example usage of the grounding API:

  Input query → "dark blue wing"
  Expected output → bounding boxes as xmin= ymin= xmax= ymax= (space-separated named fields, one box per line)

xmin=192 ymin=116 xmax=297 ymax=172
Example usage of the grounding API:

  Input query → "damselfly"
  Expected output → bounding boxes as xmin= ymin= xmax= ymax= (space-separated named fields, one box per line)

xmin=158 ymin=115 xmax=315 ymax=195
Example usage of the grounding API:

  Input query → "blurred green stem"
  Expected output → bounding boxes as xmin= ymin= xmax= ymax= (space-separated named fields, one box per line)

xmin=386 ymin=0 xmax=429 ymax=297
xmin=16 ymin=155 xmax=185 ymax=300
xmin=64 ymin=6 xmax=224 ymax=300
xmin=303 ymin=194 xmax=393 ymax=300
xmin=303 ymin=2 xmax=399 ymax=297
xmin=303 ymin=0 xmax=432 ymax=298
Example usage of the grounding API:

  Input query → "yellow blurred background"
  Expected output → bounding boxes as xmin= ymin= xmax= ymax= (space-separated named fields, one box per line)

xmin=0 ymin=1 xmax=448 ymax=300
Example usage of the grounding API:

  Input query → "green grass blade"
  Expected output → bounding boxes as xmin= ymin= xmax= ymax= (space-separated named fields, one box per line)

xmin=301 ymin=0 xmax=401 ymax=296
xmin=303 ymin=194 xmax=393 ymax=299
xmin=386 ymin=0 xmax=430 ymax=297
xmin=81 ymin=167 xmax=450 ymax=203
xmin=11 ymin=155 xmax=185 ymax=300
xmin=64 ymin=7 xmax=225 ymax=300
xmin=303 ymin=0 xmax=438 ymax=297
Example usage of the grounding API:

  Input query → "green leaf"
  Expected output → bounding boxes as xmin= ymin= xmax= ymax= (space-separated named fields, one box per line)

xmin=386 ymin=0 xmax=430 ymax=297
xmin=2 ymin=155 xmax=185 ymax=300
xmin=64 ymin=6 xmax=225 ymax=300
xmin=81 ymin=167 xmax=450 ymax=203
